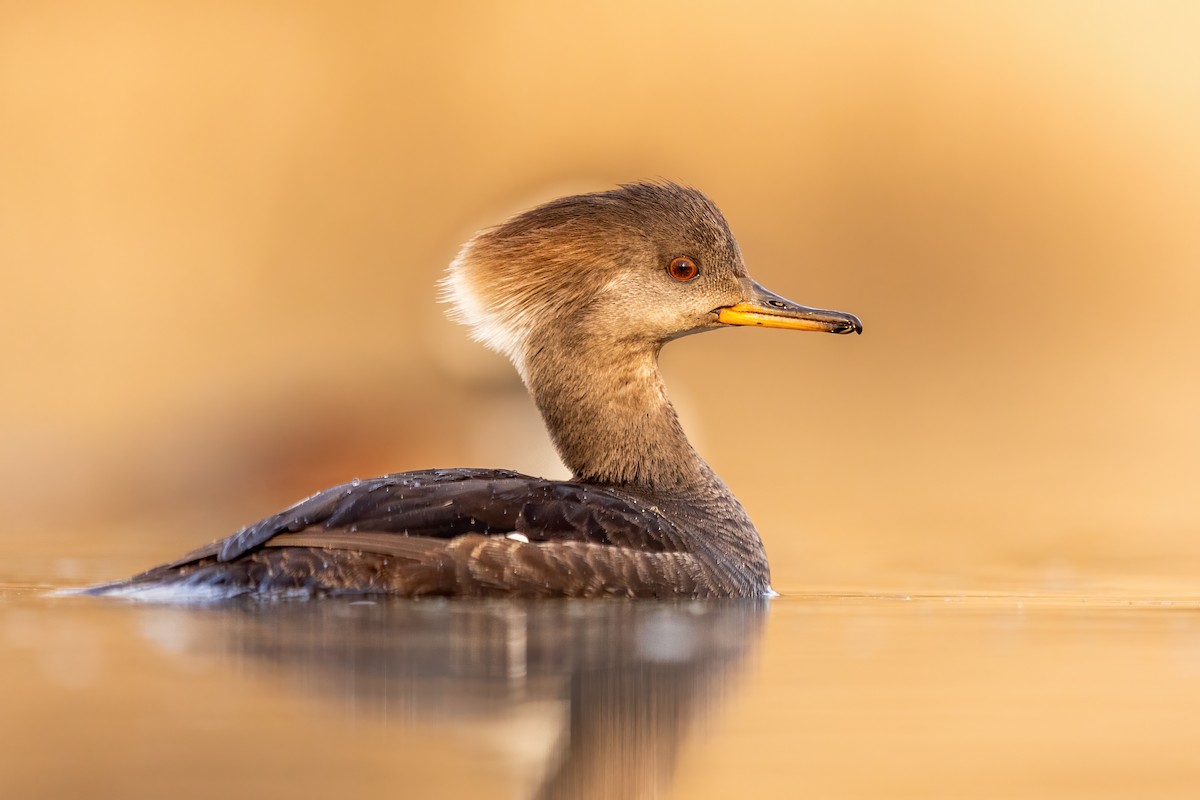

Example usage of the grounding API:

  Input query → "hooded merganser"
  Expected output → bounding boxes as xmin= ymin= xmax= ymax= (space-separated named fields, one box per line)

xmin=89 ymin=182 xmax=861 ymax=599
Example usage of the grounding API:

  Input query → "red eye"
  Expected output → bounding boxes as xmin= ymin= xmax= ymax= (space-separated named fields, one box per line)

xmin=668 ymin=256 xmax=699 ymax=282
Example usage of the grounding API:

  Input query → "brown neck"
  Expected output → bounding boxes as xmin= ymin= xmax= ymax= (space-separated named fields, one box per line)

xmin=523 ymin=335 xmax=712 ymax=491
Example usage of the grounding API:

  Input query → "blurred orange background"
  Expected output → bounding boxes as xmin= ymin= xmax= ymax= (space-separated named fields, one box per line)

xmin=2 ymin=0 xmax=1198 ymax=592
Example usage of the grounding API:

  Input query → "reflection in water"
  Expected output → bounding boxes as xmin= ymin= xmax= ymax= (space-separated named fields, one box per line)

xmin=9 ymin=588 xmax=1200 ymax=797
xmin=181 ymin=599 xmax=766 ymax=799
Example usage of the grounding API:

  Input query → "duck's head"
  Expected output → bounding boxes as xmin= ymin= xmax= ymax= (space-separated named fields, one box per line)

xmin=443 ymin=182 xmax=861 ymax=378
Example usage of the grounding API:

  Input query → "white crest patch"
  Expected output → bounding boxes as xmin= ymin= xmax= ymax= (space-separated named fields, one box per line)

xmin=440 ymin=242 xmax=530 ymax=380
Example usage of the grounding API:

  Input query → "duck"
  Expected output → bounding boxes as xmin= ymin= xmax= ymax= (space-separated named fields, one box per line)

xmin=88 ymin=182 xmax=861 ymax=600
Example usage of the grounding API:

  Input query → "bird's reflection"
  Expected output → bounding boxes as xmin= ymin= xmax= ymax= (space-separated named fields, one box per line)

xmin=187 ymin=598 xmax=766 ymax=799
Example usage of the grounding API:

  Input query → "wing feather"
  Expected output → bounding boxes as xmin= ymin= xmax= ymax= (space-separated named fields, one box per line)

xmin=212 ymin=469 xmax=685 ymax=563
xmin=95 ymin=469 xmax=723 ymax=598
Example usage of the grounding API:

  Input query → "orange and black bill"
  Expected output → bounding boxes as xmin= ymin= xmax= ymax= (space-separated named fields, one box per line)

xmin=716 ymin=280 xmax=862 ymax=335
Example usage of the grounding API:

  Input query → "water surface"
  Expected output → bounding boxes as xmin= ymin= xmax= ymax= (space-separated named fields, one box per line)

xmin=4 ymin=570 xmax=1199 ymax=799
